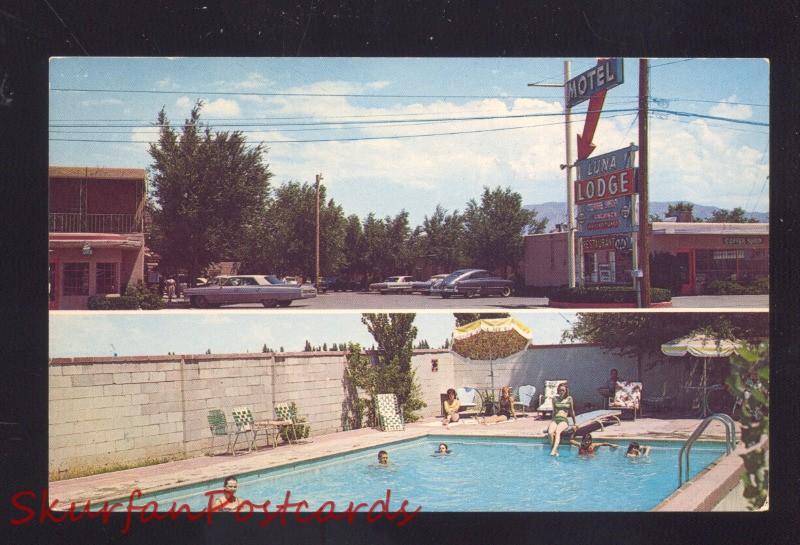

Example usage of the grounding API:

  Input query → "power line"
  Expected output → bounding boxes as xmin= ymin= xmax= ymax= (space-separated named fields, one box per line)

xmin=48 ymin=112 xmax=638 ymax=144
xmin=50 ymin=87 xmax=558 ymax=100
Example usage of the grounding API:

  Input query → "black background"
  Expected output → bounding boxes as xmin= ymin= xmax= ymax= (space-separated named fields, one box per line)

xmin=1 ymin=1 xmax=798 ymax=543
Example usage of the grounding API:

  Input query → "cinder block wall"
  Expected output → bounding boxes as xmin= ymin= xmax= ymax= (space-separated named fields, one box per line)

xmin=49 ymin=350 xmax=452 ymax=474
xmin=49 ymin=345 xmax=682 ymax=474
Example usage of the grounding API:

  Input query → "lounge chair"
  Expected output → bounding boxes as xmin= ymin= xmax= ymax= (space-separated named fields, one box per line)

xmin=273 ymin=402 xmax=310 ymax=444
xmin=608 ymin=381 xmax=643 ymax=420
xmin=232 ymin=407 xmax=276 ymax=451
xmin=563 ymin=409 xmax=622 ymax=437
xmin=207 ymin=409 xmax=250 ymax=456
xmin=455 ymin=387 xmax=480 ymax=415
xmin=375 ymin=393 xmax=405 ymax=431
xmin=513 ymin=385 xmax=537 ymax=416
xmin=535 ymin=380 xmax=567 ymax=418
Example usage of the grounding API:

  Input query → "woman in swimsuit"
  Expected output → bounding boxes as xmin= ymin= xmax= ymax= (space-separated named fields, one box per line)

xmin=479 ymin=386 xmax=516 ymax=424
xmin=569 ymin=433 xmax=618 ymax=455
xmin=547 ymin=382 xmax=577 ymax=456
xmin=212 ymin=475 xmax=244 ymax=512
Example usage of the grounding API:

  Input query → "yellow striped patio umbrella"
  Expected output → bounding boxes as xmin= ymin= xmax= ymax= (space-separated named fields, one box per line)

xmin=452 ymin=318 xmax=533 ymax=391
xmin=660 ymin=334 xmax=742 ymax=417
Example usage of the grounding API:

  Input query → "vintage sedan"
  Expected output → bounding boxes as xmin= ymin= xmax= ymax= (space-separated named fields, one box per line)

xmin=185 ymin=275 xmax=317 ymax=308
xmin=368 ymin=275 xmax=416 ymax=294
xmin=438 ymin=269 xmax=513 ymax=298
xmin=410 ymin=274 xmax=449 ymax=295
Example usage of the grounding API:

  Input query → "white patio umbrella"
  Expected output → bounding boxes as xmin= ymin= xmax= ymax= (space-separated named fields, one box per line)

xmin=660 ymin=334 xmax=742 ymax=417
xmin=451 ymin=318 xmax=533 ymax=392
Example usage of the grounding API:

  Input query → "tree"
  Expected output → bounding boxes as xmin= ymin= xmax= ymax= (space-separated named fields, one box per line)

xmin=267 ymin=181 xmax=347 ymax=277
xmin=361 ymin=313 xmax=426 ymax=420
xmin=462 ymin=186 xmax=547 ymax=274
xmin=303 ymin=340 xmax=313 ymax=352
xmin=148 ymin=103 xmax=272 ymax=283
xmin=562 ymin=313 xmax=769 ymax=380
xmin=341 ymin=214 xmax=367 ymax=283
xmin=665 ymin=201 xmax=702 ymax=222
xmin=419 ymin=205 xmax=466 ymax=272
xmin=454 ymin=312 xmax=511 ymax=327
xmin=707 ymin=207 xmax=759 ymax=223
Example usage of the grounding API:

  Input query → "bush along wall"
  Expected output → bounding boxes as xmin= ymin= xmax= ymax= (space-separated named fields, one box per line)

xmin=87 ymin=295 xmax=140 ymax=310
xmin=549 ymin=286 xmax=671 ymax=304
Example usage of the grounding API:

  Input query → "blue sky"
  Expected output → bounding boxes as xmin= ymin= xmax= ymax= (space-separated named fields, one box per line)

xmin=48 ymin=311 xmax=576 ymax=358
xmin=49 ymin=57 xmax=769 ymax=226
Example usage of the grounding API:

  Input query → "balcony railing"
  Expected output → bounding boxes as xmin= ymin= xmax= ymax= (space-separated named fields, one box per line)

xmin=49 ymin=213 xmax=142 ymax=233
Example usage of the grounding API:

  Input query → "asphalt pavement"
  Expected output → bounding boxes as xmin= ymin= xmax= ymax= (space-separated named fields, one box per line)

xmin=163 ymin=292 xmax=768 ymax=311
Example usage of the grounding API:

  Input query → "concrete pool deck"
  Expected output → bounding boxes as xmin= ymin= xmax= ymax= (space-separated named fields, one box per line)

xmin=49 ymin=414 xmax=742 ymax=508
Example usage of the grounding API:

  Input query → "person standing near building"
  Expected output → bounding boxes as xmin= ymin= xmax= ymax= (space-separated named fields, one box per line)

xmin=165 ymin=276 xmax=176 ymax=302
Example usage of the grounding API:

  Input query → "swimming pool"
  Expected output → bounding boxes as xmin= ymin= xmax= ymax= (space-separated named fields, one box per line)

xmin=139 ymin=436 xmax=727 ymax=512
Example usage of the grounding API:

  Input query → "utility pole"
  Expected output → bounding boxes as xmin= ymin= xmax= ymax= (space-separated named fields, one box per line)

xmin=528 ymin=60 xmax=576 ymax=287
xmin=638 ymin=59 xmax=652 ymax=307
xmin=315 ymin=173 xmax=323 ymax=291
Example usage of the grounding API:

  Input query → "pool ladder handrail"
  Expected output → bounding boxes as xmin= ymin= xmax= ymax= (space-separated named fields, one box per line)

xmin=677 ymin=413 xmax=737 ymax=488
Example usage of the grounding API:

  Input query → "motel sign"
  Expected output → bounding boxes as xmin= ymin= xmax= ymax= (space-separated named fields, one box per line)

xmin=574 ymin=167 xmax=637 ymax=205
xmin=565 ymin=58 xmax=624 ymax=108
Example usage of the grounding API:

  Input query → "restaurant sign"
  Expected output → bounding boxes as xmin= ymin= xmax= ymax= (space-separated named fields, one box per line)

xmin=576 ymin=195 xmax=636 ymax=237
xmin=582 ymin=234 xmax=632 ymax=252
xmin=722 ymin=237 xmax=764 ymax=246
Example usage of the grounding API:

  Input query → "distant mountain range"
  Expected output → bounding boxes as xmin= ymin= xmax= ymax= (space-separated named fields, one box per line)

xmin=524 ymin=201 xmax=768 ymax=228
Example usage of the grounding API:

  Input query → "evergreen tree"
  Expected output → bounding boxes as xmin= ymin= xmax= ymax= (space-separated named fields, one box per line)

xmin=303 ymin=340 xmax=313 ymax=352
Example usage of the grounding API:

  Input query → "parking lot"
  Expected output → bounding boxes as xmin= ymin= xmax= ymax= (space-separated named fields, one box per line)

xmin=162 ymin=292 xmax=768 ymax=311
xmin=165 ymin=291 xmax=547 ymax=310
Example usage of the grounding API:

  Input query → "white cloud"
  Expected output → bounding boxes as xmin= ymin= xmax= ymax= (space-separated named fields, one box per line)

xmin=366 ymin=80 xmax=391 ymax=90
xmin=80 ymin=98 xmax=124 ymax=107
xmin=176 ymin=96 xmax=192 ymax=109
xmin=709 ymin=96 xmax=753 ymax=120
xmin=202 ymin=98 xmax=241 ymax=117
xmin=156 ymin=77 xmax=180 ymax=90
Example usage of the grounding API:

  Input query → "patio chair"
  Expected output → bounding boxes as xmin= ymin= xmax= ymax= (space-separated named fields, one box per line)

xmin=642 ymin=382 xmax=674 ymax=413
xmin=455 ymin=387 xmax=480 ymax=415
xmin=608 ymin=381 xmax=643 ymax=420
xmin=513 ymin=385 xmax=537 ymax=416
xmin=374 ymin=393 xmax=405 ymax=431
xmin=207 ymin=409 xmax=248 ymax=456
xmin=273 ymin=402 xmax=310 ymax=444
xmin=535 ymin=380 xmax=567 ymax=418
xmin=232 ymin=407 xmax=276 ymax=451
xmin=563 ymin=409 xmax=623 ymax=437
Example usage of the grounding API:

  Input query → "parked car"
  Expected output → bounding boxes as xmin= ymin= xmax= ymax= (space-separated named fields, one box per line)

xmin=368 ymin=275 xmax=416 ymax=294
xmin=438 ymin=269 xmax=513 ymax=298
xmin=185 ymin=275 xmax=317 ymax=308
xmin=282 ymin=276 xmax=302 ymax=285
xmin=314 ymin=276 xmax=337 ymax=293
xmin=333 ymin=277 xmax=363 ymax=292
xmin=411 ymin=274 xmax=449 ymax=294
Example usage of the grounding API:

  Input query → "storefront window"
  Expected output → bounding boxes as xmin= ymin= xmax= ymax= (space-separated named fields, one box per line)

xmin=96 ymin=262 xmax=118 ymax=294
xmin=63 ymin=263 xmax=89 ymax=295
xmin=696 ymin=248 xmax=767 ymax=284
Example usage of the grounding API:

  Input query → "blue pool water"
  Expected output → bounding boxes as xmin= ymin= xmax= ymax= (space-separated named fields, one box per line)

xmin=139 ymin=436 xmax=726 ymax=512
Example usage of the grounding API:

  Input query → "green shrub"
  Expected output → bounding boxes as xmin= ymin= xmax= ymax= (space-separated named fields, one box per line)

xmin=88 ymin=295 xmax=140 ymax=310
xmin=550 ymin=286 xmax=671 ymax=304
xmin=124 ymin=281 xmax=165 ymax=310
xmin=706 ymin=278 xmax=769 ymax=295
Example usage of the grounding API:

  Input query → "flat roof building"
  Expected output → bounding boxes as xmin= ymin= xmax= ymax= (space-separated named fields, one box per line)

xmin=524 ymin=221 xmax=768 ymax=295
xmin=49 ymin=166 xmax=147 ymax=310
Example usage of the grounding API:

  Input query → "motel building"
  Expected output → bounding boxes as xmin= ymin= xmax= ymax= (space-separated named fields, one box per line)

xmin=49 ymin=166 xmax=147 ymax=310
xmin=523 ymin=220 xmax=769 ymax=295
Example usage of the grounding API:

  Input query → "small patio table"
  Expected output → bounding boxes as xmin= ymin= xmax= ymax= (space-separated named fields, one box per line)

xmin=254 ymin=420 xmax=287 ymax=448
xmin=684 ymin=383 xmax=725 ymax=418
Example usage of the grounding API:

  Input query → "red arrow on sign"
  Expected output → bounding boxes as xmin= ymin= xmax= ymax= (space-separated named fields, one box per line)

xmin=576 ymin=88 xmax=607 ymax=160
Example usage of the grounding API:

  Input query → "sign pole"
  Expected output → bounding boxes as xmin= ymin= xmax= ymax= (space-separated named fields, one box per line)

xmin=315 ymin=173 xmax=323 ymax=290
xmin=564 ymin=61 xmax=576 ymax=288
xmin=638 ymin=59 xmax=651 ymax=307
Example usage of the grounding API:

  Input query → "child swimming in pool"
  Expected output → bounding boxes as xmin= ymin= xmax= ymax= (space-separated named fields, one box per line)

xmin=569 ymin=433 xmax=618 ymax=455
xmin=626 ymin=441 xmax=651 ymax=457
xmin=434 ymin=443 xmax=451 ymax=455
